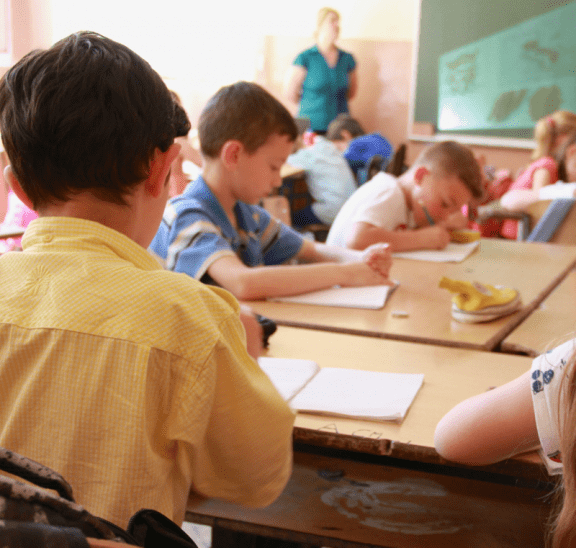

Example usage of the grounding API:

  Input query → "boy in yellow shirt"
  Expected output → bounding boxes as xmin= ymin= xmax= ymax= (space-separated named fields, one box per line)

xmin=149 ymin=81 xmax=392 ymax=301
xmin=0 ymin=32 xmax=295 ymax=529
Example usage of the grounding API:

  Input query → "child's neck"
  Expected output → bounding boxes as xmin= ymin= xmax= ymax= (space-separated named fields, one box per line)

xmin=201 ymin=163 xmax=238 ymax=229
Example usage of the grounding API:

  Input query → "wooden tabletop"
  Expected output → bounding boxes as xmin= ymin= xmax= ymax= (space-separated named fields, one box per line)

xmin=246 ymin=239 xmax=576 ymax=351
xmin=265 ymin=326 xmax=543 ymax=479
xmin=502 ymin=268 xmax=576 ymax=356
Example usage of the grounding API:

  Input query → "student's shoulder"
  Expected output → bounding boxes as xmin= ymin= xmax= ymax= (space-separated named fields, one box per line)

xmin=144 ymin=267 xmax=241 ymax=327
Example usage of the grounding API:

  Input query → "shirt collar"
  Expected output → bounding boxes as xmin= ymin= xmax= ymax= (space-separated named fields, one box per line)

xmin=22 ymin=217 xmax=163 ymax=271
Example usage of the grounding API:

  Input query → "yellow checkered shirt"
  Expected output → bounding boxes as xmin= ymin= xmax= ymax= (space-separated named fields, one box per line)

xmin=0 ymin=217 xmax=294 ymax=527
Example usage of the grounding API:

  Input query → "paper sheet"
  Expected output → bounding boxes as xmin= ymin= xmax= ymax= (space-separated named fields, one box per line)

xmin=290 ymin=368 xmax=424 ymax=421
xmin=258 ymin=357 xmax=319 ymax=401
xmin=268 ymin=283 xmax=398 ymax=309
xmin=258 ymin=357 xmax=424 ymax=422
xmin=393 ymin=241 xmax=480 ymax=263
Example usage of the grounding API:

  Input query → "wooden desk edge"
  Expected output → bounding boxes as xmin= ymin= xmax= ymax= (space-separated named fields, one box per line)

xmin=271 ymin=320 xmax=493 ymax=351
xmin=293 ymin=426 xmax=549 ymax=482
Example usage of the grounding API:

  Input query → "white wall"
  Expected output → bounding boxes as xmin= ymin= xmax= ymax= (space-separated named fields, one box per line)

xmin=48 ymin=0 xmax=417 ymax=122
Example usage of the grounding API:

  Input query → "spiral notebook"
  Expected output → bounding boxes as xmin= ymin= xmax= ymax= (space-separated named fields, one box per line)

xmin=258 ymin=357 xmax=424 ymax=422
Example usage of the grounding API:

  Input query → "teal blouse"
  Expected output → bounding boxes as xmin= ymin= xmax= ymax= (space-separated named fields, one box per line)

xmin=293 ymin=45 xmax=356 ymax=132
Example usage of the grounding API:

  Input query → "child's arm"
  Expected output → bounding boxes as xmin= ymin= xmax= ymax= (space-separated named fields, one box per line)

xmin=499 ymin=189 xmax=541 ymax=211
xmin=434 ymin=371 xmax=540 ymax=465
xmin=345 ymin=220 xmax=451 ymax=252
xmin=206 ymin=241 xmax=392 ymax=301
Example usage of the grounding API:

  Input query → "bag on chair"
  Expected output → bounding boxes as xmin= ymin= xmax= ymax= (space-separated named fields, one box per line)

xmin=0 ymin=447 xmax=198 ymax=548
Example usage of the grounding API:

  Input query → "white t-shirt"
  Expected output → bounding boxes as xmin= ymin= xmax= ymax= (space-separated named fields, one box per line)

xmin=530 ymin=339 xmax=576 ymax=475
xmin=326 ymin=172 xmax=414 ymax=247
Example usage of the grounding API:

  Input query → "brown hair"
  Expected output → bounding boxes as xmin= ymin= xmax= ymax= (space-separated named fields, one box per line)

xmin=0 ymin=31 xmax=190 ymax=209
xmin=414 ymin=141 xmax=483 ymax=200
xmin=198 ymin=81 xmax=297 ymax=158
xmin=533 ymin=110 xmax=576 ymax=161
xmin=326 ymin=114 xmax=365 ymax=141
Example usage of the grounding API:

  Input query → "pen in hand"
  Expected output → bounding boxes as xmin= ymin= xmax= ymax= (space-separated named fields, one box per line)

xmin=420 ymin=202 xmax=435 ymax=226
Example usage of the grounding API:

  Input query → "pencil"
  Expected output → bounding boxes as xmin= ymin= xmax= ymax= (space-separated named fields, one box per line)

xmin=421 ymin=204 xmax=435 ymax=226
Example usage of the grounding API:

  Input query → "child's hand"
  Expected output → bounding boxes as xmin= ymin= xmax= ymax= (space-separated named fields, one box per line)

xmin=239 ymin=305 xmax=264 ymax=360
xmin=361 ymin=243 xmax=393 ymax=280
xmin=441 ymin=211 xmax=469 ymax=230
xmin=420 ymin=226 xmax=451 ymax=250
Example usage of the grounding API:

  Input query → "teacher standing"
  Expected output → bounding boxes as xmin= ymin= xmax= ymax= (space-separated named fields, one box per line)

xmin=284 ymin=7 xmax=358 ymax=134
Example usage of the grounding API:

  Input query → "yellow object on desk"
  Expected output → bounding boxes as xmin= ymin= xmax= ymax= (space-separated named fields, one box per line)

xmin=450 ymin=229 xmax=481 ymax=243
xmin=439 ymin=276 xmax=522 ymax=323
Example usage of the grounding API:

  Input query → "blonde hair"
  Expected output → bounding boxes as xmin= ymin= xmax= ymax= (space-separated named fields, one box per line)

xmin=315 ymin=7 xmax=340 ymax=37
xmin=551 ymin=349 xmax=576 ymax=548
xmin=532 ymin=110 xmax=576 ymax=161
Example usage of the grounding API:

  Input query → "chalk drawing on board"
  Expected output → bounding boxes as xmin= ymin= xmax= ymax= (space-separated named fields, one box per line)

xmin=438 ymin=1 xmax=576 ymax=131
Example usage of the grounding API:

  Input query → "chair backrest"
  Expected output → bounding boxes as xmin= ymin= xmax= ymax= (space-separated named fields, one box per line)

xmin=525 ymin=199 xmax=576 ymax=244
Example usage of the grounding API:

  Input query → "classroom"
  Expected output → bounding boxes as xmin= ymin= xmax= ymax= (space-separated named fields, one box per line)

xmin=0 ymin=1 xmax=575 ymax=547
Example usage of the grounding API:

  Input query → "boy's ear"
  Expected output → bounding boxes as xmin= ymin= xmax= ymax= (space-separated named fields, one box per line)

xmin=220 ymin=140 xmax=244 ymax=170
xmin=413 ymin=166 xmax=429 ymax=186
xmin=4 ymin=166 xmax=34 ymax=210
xmin=144 ymin=143 xmax=181 ymax=198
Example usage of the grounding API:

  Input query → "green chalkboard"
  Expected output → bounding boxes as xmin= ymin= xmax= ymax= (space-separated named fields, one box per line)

xmin=414 ymin=0 xmax=576 ymax=140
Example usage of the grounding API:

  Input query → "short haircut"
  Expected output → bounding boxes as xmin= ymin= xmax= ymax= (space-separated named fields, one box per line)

xmin=198 ymin=81 xmax=298 ymax=158
xmin=0 ymin=31 xmax=191 ymax=209
xmin=414 ymin=141 xmax=483 ymax=200
xmin=326 ymin=114 xmax=365 ymax=141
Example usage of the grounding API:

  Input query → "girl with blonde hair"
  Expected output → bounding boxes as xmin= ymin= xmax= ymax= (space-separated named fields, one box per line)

xmin=500 ymin=110 xmax=576 ymax=238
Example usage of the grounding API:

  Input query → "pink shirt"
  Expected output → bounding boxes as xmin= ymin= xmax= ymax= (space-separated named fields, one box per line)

xmin=501 ymin=156 xmax=558 ymax=239
xmin=0 ymin=191 xmax=38 ymax=252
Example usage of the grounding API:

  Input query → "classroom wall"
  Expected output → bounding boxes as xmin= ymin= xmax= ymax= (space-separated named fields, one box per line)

xmin=0 ymin=0 xmax=535 ymax=221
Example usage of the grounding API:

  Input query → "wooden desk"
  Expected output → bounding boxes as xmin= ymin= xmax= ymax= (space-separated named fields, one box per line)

xmin=502 ymin=268 xmax=576 ymax=356
xmin=269 ymin=326 xmax=542 ymax=478
xmin=186 ymin=327 xmax=552 ymax=547
xmin=245 ymin=239 xmax=576 ymax=351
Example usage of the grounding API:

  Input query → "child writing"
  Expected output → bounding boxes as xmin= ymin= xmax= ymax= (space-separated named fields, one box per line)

xmin=499 ymin=110 xmax=576 ymax=238
xmin=149 ymin=81 xmax=392 ymax=301
xmin=326 ymin=141 xmax=484 ymax=252
xmin=0 ymin=32 xmax=295 ymax=529
xmin=434 ymin=339 xmax=576 ymax=548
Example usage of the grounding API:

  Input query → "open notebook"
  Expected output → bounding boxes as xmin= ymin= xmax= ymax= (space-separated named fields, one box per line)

xmin=258 ymin=357 xmax=424 ymax=422
xmin=393 ymin=241 xmax=479 ymax=263
xmin=267 ymin=283 xmax=398 ymax=310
